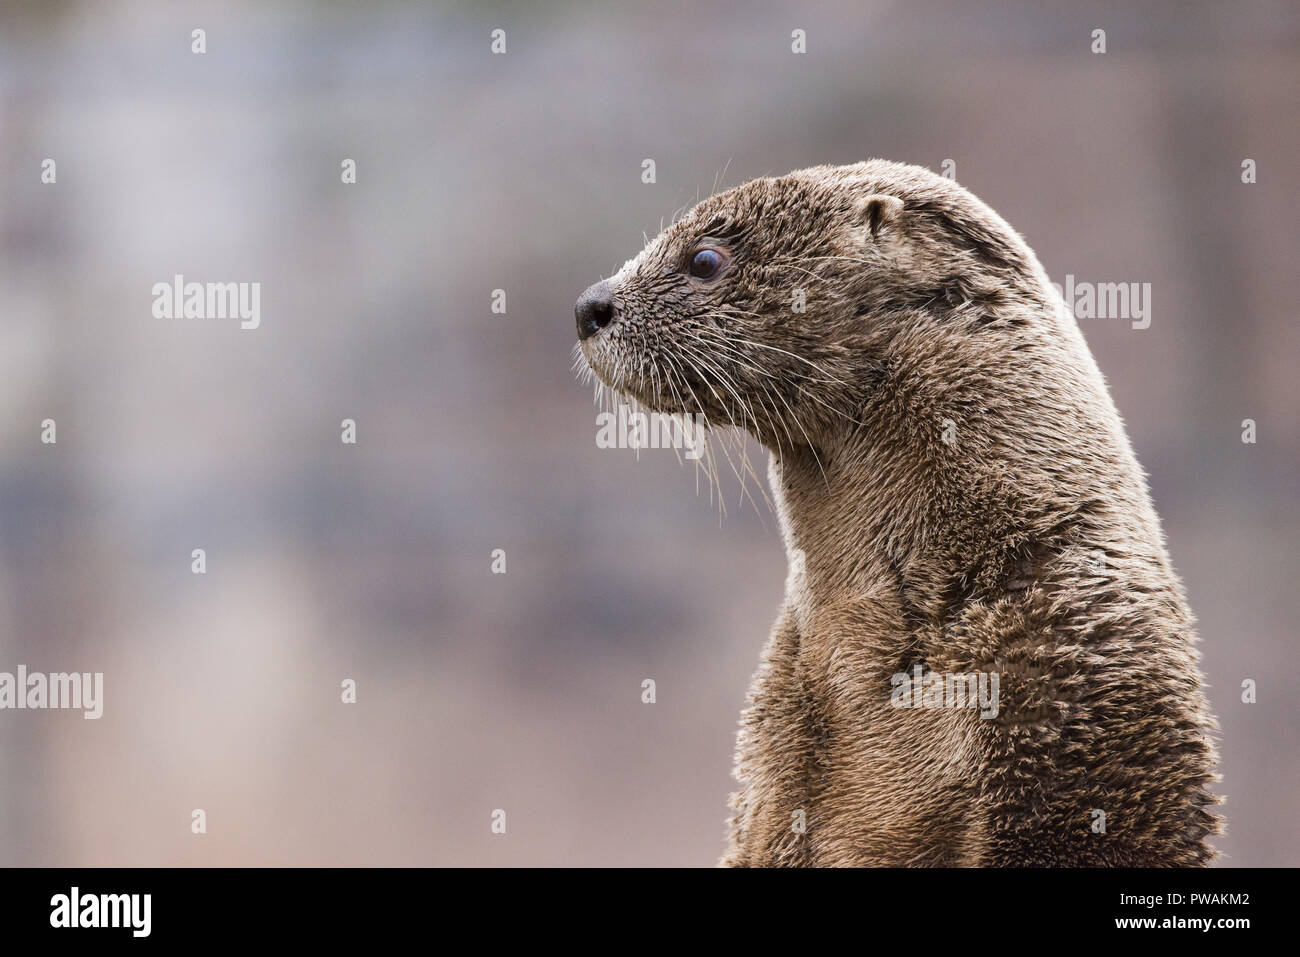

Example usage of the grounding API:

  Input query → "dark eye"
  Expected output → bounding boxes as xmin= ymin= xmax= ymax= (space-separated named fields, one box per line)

xmin=689 ymin=247 xmax=725 ymax=279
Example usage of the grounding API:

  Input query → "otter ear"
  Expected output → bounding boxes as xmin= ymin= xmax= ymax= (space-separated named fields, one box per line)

xmin=859 ymin=194 xmax=904 ymax=240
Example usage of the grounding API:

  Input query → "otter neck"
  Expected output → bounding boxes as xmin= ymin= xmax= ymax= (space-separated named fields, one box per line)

xmin=765 ymin=367 xmax=1087 ymax=619
xmin=769 ymin=433 xmax=942 ymax=600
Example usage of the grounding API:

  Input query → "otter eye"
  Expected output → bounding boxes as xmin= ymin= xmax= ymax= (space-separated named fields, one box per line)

xmin=689 ymin=247 xmax=725 ymax=279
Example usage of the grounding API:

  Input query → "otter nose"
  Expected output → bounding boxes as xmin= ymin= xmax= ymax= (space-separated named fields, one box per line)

xmin=575 ymin=280 xmax=615 ymax=340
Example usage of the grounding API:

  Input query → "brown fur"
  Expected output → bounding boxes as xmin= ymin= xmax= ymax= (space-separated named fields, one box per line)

xmin=576 ymin=160 xmax=1221 ymax=866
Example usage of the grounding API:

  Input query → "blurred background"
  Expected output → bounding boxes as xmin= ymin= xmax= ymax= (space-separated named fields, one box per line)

xmin=0 ymin=0 xmax=1296 ymax=866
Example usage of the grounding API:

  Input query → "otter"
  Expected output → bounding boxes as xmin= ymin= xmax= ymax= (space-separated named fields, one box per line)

xmin=574 ymin=160 xmax=1221 ymax=866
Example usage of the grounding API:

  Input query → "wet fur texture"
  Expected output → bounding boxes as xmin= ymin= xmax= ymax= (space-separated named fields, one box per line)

xmin=577 ymin=160 xmax=1221 ymax=866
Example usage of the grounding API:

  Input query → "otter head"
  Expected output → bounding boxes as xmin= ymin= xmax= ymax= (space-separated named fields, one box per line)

xmin=574 ymin=161 xmax=1044 ymax=454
